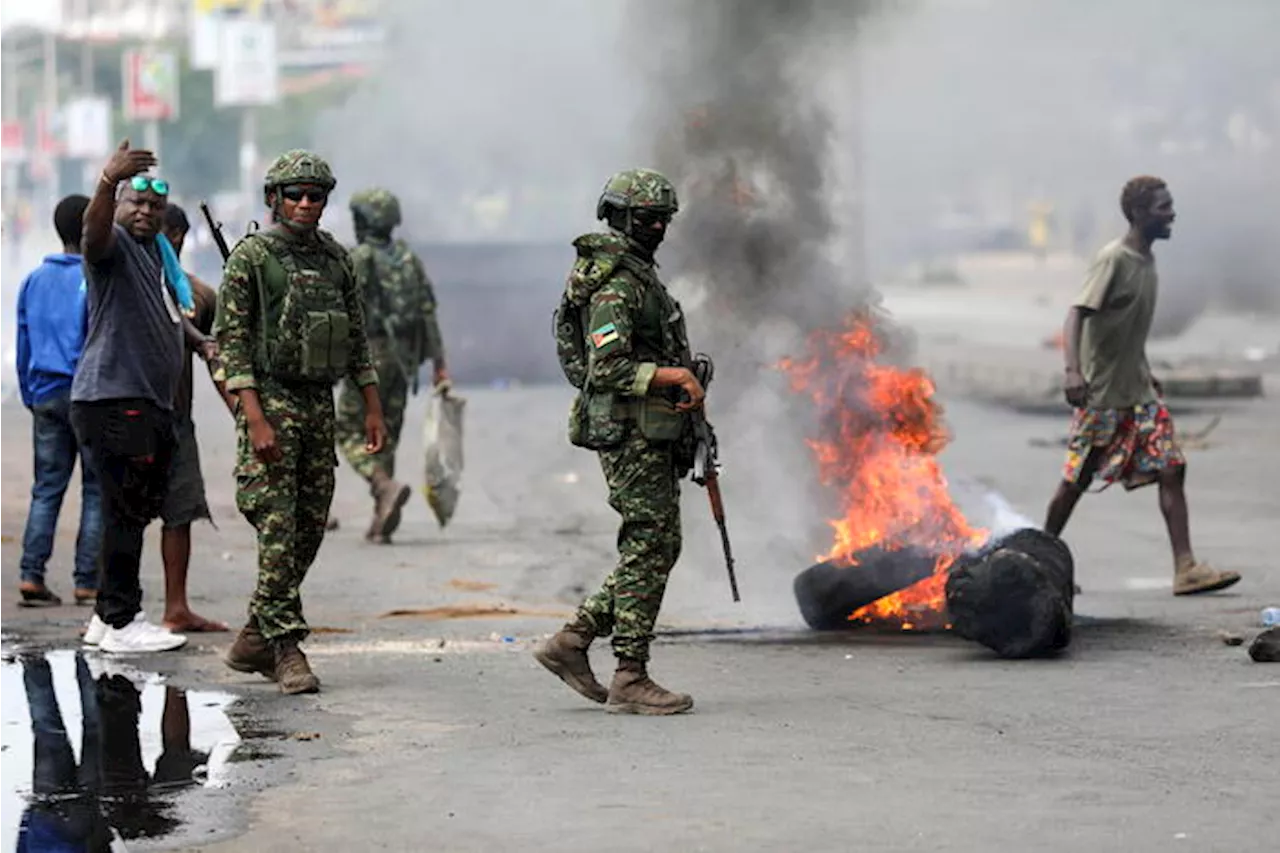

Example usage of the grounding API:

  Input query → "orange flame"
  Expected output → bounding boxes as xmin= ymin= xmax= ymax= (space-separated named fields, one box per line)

xmin=780 ymin=310 xmax=986 ymax=629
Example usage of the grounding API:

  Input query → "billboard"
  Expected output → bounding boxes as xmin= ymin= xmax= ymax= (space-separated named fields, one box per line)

xmin=271 ymin=0 xmax=384 ymax=68
xmin=189 ymin=0 xmax=266 ymax=70
xmin=122 ymin=50 xmax=180 ymax=122
xmin=214 ymin=19 xmax=279 ymax=107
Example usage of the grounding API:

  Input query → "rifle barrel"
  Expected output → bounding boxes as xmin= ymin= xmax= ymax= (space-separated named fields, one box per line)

xmin=200 ymin=201 xmax=232 ymax=262
xmin=705 ymin=475 xmax=740 ymax=602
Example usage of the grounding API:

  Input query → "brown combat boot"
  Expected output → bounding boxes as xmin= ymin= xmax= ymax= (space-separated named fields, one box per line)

xmin=533 ymin=623 xmax=608 ymax=704
xmin=1173 ymin=559 xmax=1241 ymax=596
xmin=224 ymin=617 xmax=276 ymax=681
xmin=272 ymin=638 xmax=320 ymax=695
xmin=369 ymin=471 xmax=412 ymax=542
xmin=606 ymin=658 xmax=694 ymax=716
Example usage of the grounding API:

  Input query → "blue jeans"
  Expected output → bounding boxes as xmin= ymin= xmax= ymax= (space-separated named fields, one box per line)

xmin=20 ymin=393 xmax=103 ymax=589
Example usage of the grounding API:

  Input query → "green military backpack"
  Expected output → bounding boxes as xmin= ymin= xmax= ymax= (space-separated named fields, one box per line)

xmin=241 ymin=230 xmax=354 ymax=383
xmin=554 ymin=232 xmax=632 ymax=390
xmin=359 ymin=238 xmax=427 ymax=342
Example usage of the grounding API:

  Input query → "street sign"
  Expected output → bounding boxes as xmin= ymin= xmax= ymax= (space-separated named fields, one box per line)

xmin=123 ymin=50 xmax=180 ymax=122
xmin=215 ymin=19 xmax=279 ymax=107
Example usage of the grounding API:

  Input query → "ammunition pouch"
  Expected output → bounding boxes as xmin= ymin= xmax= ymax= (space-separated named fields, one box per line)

xmin=613 ymin=394 xmax=686 ymax=443
xmin=568 ymin=391 xmax=627 ymax=450
xmin=569 ymin=391 xmax=688 ymax=451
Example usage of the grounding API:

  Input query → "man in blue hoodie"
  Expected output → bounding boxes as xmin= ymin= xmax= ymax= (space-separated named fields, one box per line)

xmin=15 ymin=194 xmax=103 ymax=607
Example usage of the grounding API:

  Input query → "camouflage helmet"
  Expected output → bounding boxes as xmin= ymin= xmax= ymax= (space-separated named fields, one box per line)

xmin=595 ymin=168 xmax=679 ymax=221
xmin=349 ymin=187 xmax=402 ymax=232
xmin=263 ymin=149 xmax=336 ymax=201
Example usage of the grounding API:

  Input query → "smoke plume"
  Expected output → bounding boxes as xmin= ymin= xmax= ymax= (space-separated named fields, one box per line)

xmin=626 ymin=1 xmax=891 ymax=623
xmin=634 ymin=0 xmax=885 ymax=386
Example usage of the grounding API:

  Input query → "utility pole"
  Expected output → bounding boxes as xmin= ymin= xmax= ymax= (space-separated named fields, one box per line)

xmin=78 ymin=0 xmax=93 ymax=93
xmin=240 ymin=106 xmax=258 ymax=222
xmin=78 ymin=0 xmax=97 ymax=190
xmin=2 ymin=37 xmax=19 ymax=233
xmin=144 ymin=0 xmax=161 ymax=165
xmin=41 ymin=29 xmax=59 ymax=210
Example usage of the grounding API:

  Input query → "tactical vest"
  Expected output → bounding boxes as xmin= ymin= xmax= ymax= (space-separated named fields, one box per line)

xmin=554 ymin=233 xmax=690 ymax=449
xmin=244 ymin=230 xmax=353 ymax=383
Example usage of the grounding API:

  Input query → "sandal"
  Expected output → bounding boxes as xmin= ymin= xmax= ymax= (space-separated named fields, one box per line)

xmin=18 ymin=585 xmax=63 ymax=607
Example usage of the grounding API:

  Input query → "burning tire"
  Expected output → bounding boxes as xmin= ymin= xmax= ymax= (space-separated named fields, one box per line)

xmin=793 ymin=545 xmax=939 ymax=631
xmin=945 ymin=528 xmax=1075 ymax=659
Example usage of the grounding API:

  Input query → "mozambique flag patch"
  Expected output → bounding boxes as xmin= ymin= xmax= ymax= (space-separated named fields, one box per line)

xmin=591 ymin=322 xmax=619 ymax=349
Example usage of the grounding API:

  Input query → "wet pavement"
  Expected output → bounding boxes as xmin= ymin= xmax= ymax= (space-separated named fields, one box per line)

xmin=0 ymin=646 xmax=240 ymax=851
xmin=1 ymin=283 xmax=1277 ymax=850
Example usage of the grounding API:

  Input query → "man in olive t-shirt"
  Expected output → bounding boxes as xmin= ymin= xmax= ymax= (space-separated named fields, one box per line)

xmin=1043 ymin=175 xmax=1241 ymax=597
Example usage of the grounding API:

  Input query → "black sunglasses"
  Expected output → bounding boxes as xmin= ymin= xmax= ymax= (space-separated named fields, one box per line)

xmin=281 ymin=186 xmax=329 ymax=203
xmin=632 ymin=209 xmax=672 ymax=226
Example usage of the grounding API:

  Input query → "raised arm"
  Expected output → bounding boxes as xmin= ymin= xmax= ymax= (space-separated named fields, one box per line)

xmin=83 ymin=139 xmax=156 ymax=264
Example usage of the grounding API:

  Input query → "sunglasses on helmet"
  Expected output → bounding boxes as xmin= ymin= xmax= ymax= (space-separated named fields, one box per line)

xmin=130 ymin=176 xmax=169 ymax=196
xmin=281 ymin=185 xmax=330 ymax=204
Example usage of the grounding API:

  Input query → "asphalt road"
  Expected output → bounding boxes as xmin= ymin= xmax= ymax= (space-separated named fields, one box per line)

xmin=2 ymin=288 xmax=1278 ymax=852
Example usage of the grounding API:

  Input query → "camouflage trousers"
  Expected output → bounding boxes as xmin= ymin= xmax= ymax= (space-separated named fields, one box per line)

xmin=577 ymin=430 xmax=682 ymax=662
xmin=234 ymin=380 xmax=337 ymax=642
xmin=337 ymin=349 xmax=408 ymax=483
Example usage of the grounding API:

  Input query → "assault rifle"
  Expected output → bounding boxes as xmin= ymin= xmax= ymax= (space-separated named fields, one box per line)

xmin=688 ymin=354 xmax=740 ymax=603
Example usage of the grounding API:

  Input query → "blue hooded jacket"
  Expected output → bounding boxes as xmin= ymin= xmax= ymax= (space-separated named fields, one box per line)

xmin=16 ymin=253 xmax=88 ymax=407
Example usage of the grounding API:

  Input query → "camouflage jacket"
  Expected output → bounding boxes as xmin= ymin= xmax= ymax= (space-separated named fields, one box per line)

xmin=214 ymin=226 xmax=377 ymax=392
xmin=350 ymin=236 xmax=445 ymax=368
xmin=574 ymin=232 xmax=689 ymax=397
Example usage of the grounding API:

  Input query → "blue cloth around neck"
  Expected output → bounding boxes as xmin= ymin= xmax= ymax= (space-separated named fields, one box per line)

xmin=156 ymin=233 xmax=195 ymax=317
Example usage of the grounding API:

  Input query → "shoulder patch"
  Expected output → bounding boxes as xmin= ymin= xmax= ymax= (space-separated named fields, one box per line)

xmin=590 ymin=322 xmax=619 ymax=349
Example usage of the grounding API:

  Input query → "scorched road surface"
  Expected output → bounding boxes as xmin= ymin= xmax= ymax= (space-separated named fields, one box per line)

xmin=2 ymin=372 xmax=1277 ymax=852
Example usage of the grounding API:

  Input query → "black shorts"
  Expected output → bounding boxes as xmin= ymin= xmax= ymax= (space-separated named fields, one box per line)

xmin=161 ymin=416 xmax=211 ymax=529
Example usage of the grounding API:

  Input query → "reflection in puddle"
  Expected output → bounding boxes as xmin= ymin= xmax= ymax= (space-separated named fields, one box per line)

xmin=1 ymin=649 xmax=239 ymax=851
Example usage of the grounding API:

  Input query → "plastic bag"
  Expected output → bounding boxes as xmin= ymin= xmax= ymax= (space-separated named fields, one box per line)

xmin=422 ymin=389 xmax=465 ymax=528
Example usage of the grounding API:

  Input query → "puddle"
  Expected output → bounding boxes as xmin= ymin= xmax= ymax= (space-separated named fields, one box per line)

xmin=1 ymin=649 xmax=240 ymax=850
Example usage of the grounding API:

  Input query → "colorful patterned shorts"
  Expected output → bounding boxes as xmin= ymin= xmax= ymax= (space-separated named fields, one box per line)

xmin=1062 ymin=401 xmax=1186 ymax=492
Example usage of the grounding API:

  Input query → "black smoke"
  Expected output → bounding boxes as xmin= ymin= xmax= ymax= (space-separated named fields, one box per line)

xmin=624 ymin=0 xmax=895 ymax=622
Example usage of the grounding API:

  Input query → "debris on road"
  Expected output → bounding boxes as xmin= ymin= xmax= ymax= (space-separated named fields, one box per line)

xmin=1248 ymin=627 xmax=1280 ymax=663
xmin=1217 ymin=630 xmax=1245 ymax=647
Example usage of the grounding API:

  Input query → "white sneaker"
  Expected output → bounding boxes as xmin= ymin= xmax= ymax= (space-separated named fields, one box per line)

xmin=83 ymin=611 xmax=144 ymax=646
xmin=85 ymin=654 xmax=149 ymax=685
xmin=99 ymin=618 xmax=187 ymax=654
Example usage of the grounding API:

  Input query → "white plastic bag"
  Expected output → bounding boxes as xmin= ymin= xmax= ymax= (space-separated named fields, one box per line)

xmin=422 ymin=389 xmax=466 ymax=528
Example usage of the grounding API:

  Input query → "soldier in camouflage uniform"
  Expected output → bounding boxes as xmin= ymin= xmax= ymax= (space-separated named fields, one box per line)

xmin=336 ymin=188 xmax=448 ymax=542
xmin=534 ymin=169 xmax=706 ymax=715
xmin=216 ymin=150 xmax=388 ymax=695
